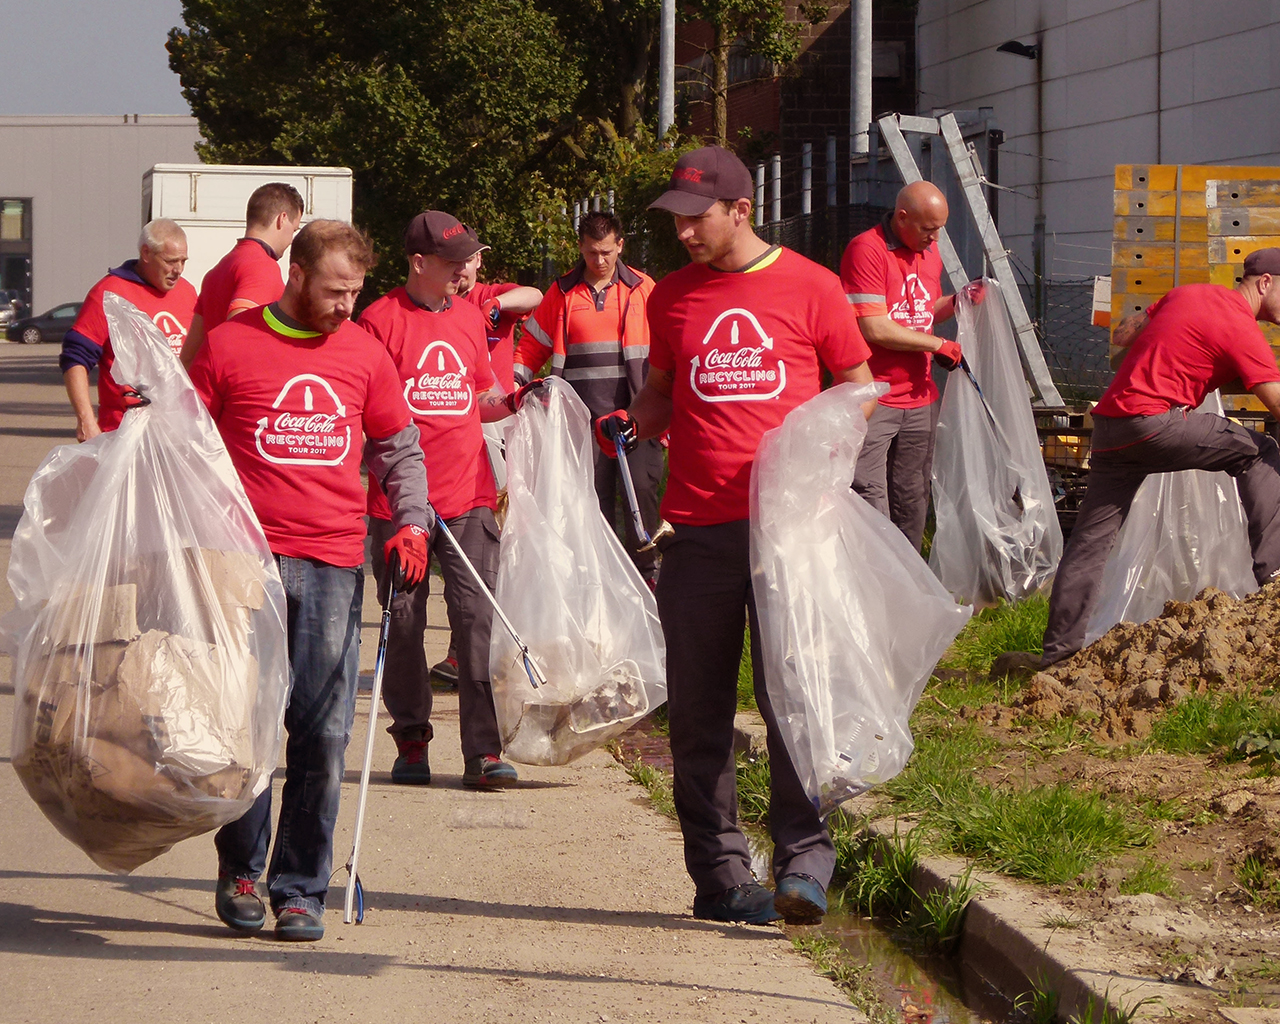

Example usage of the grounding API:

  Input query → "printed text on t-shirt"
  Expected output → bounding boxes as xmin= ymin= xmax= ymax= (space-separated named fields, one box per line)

xmin=404 ymin=340 xmax=474 ymax=416
xmin=690 ymin=308 xmax=786 ymax=402
xmin=254 ymin=373 xmax=352 ymax=465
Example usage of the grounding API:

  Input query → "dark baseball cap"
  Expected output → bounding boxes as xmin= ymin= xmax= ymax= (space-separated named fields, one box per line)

xmin=404 ymin=211 xmax=488 ymax=261
xmin=649 ymin=146 xmax=755 ymax=216
xmin=1244 ymin=247 xmax=1280 ymax=277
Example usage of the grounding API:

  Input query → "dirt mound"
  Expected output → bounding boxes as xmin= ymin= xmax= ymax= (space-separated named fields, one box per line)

xmin=977 ymin=582 xmax=1280 ymax=741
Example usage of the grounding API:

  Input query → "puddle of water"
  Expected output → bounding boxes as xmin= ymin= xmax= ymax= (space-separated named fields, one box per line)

xmin=824 ymin=912 xmax=1016 ymax=1024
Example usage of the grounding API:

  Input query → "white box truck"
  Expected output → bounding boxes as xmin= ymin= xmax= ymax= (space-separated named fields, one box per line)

xmin=142 ymin=163 xmax=354 ymax=294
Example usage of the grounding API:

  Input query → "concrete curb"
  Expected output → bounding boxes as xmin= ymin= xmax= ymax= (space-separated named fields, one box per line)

xmin=857 ymin=816 xmax=1207 ymax=1022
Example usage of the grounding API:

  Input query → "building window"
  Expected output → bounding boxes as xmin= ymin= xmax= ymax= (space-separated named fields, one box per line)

xmin=1 ymin=199 xmax=30 ymax=241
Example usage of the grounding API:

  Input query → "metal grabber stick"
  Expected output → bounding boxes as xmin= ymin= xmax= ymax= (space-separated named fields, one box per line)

xmin=614 ymin=437 xmax=652 ymax=547
xmin=958 ymin=354 xmax=999 ymax=431
xmin=431 ymin=505 xmax=548 ymax=690
xmin=343 ymin=566 xmax=397 ymax=925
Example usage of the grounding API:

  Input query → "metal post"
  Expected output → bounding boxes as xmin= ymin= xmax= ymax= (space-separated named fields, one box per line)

xmin=572 ymin=201 xmax=581 ymax=233
xmin=658 ymin=0 xmax=676 ymax=139
xmin=607 ymin=189 xmax=615 ymax=213
xmin=850 ymin=0 xmax=872 ymax=156
xmin=591 ymin=195 xmax=601 ymax=213
xmin=801 ymin=143 xmax=813 ymax=216
xmin=754 ymin=162 xmax=765 ymax=228
xmin=826 ymin=135 xmax=837 ymax=207
xmin=769 ymin=153 xmax=782 ymax=226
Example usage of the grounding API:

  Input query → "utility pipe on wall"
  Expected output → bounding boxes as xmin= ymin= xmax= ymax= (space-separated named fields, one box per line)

xmin=850 ymin=0 xmax=872 ymax=155
xmin=658 ymin=0 xmax=675 ymax=138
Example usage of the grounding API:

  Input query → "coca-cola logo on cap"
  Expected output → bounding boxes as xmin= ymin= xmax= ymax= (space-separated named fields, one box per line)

xmin=404 ymin=340 xmax=474 ymax=417
xmin=152 ymin=311 xmax=188 ymax=356
xmin=690 ymin=307 xmax=786 ymax=403
xmin=254 ymin=373 xmax=352 ymax=466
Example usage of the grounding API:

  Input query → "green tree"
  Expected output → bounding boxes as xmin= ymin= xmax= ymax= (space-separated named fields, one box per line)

xmin=681 ymin=0 xmax=829 ymax=147
xmin=168 ymin=0 xmax=586 ymax=288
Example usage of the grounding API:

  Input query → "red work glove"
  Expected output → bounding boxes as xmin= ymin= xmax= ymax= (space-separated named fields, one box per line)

xmin=962 ymin=279 xmax=986 ymax=305
xmin=504 ymin=378 xmax=546 ymax=414
xmin=480 ymin=296 xmax=503 ymax=329
xmin=121 ymin=386 xmax=150 ymax=410
xmin=383 ymin=524 xmax=429 ymax=593
xmin=933 ymin=340 xmax=963 ymax=372
xmin=593 ymin=410 xmax=638 ymax=458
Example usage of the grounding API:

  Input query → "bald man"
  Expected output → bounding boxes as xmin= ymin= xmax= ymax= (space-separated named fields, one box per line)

xmin=840 ymin=182 xmax=981 ymax=551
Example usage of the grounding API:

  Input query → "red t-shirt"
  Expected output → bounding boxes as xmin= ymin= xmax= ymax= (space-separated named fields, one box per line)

xmin=840 ymin=223 xmax=945 ymax=408
xmin=70 ymin=267 xmax=197 ymax=430
xmin=359 ymin=289 xmax=498 ymax=522
xmin=189 ymin=306 xmax=411 ymax=567
xmin=463 ymin=281 xmax=520 ymax=391
xmin=1093 ymin=284 xmax=1280 ymax=418
xmin=195 ymin=238 xmax=286 ymax=328
xmin=647 ymin=247 xmax=871 ymax=526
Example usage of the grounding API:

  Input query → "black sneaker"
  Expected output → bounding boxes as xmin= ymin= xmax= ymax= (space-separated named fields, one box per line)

xmin=215 ymin=874 xmax=265 ymax=933
xmin=773 ymin=873 xmax=827 ymax=925
xmin=692 ymin=882 xmax=781 ymax=924
xmin=275 ymin=907 xmax=324 ymax=942
xmin=429 ymin=655 xmax=459 ymax=690
xmin=462 ymin=754 xmax=518 ymax=789
xmin=391 ymin=737 xmax=431 ymax=785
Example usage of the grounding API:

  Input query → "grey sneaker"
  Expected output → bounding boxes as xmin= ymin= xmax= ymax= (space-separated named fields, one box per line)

xmin=275 ymin=907 xmax=324 ymax=941
xmin=692 ymin=882 xmax=781 ymax=924
xmin=462 ymin=754 xmax=518 ymax=789
xmin=773 ymin=873 xmax=827 ymax=925
xmin=215 ymin=874 xmax=265 ymax=933
xmin=391 ymin=737 xmax=431 ymax=785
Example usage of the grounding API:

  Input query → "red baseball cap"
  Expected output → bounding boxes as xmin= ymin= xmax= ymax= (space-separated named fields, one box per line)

xmin=404 ymin=211 xmax=488 ymax=261
xmin=649 ymin=146 xmax=755 ymax=216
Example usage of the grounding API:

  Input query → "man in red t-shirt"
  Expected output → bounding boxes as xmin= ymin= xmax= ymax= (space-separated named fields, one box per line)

xmin=409 ymin=251 xmax=543 ymax=690
xmin=189 ymin=220 xmax=431 ymax=942
xmin=841 ymin=181 xmax=982 ymax=551
xmin=180 ymin=181 xmax=305 ymax=368
xmin=360 ymin=211 xmax=534 ymax=791
xmin=61 ymin=218 xmax=197 ymax=441
xmin=1041 ymin=249 xmax=1280 ymax=664
xmin=596 ymin=147 xmax=875 ymax=927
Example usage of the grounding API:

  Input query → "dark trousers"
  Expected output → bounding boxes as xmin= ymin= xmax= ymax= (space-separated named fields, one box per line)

xmin=656 ymin=520 xmax=836 ymax=895
xmin=1042 ymin=410 xmax=1280 ymax=663
xmin=369 ymin=510 xmax=503 ymax=760
xmin=852 ymin=400 xmax=941 ymax=552
xmin=594 ymin=438 xmax=664 ymax=577
xmin=214 ymin=556 xmax=363 ymax=916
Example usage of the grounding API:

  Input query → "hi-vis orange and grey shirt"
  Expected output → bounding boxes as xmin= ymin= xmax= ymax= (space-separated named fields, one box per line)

xmin=513 ymin=261 xmax=655 ymax=417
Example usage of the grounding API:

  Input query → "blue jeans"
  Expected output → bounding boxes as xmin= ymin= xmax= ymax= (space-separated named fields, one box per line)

xmin=214 ymin=556 xmax=363 ymax=917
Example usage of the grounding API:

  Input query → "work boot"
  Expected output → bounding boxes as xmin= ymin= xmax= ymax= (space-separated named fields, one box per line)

xmin=275 ymin=907 xmax=324 ymax=942
xmin=215 ymin=874 xmax=265 ymax=933
xmin=391 ymin=736 xmax=431 ymax=785
xmin=773 ymin=873 xmax=828 ymax=925
xmin=430 ymin=655 xmax=459 ymax=691
xmin=462 ymin=754 xmax=518 ymax=789
xmin=692 ymin=882 xmax=781 ymax=925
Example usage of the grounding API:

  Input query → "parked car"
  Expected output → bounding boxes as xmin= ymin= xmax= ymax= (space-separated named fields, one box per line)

xmin=6 ymin=302 xmax=82 ymax=345
xmin=0 ymin=289 xmax=20 ymax=328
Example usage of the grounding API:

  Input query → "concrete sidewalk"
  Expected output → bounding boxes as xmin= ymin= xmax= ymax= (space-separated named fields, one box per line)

xmin=0 ymin=343 xmax=862 ymax=1024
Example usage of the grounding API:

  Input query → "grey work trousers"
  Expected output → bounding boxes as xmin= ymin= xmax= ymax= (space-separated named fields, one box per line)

xmin=594 ymin=438 xmax=664 ymax=578
xmin=368 ymin=509 xmax=503 ymax=760
xmin=1042 ymin=409 xmax=1280 ymax=664
xmin=656 ymin=519 xmax=836 ymax=895
xmin=851 ymin=400 xmax=941 ymax=552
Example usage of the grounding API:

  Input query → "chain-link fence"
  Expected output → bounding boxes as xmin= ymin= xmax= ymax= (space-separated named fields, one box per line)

xmin=1040 ymin=279 xmax=1113 ymax=405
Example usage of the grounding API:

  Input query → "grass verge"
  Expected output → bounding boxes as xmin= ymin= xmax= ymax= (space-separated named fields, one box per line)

xmin=941 ymin=595 xmax=1049 ymax=675
xmin=790 ymin=935 xmax=896 ymax=1024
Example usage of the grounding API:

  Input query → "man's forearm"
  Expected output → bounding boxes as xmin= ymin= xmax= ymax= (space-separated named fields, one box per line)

xmin=498 ymin=286 xmax=543 ymax=315
xmin=179 ymin=314 xmax=207 ymax=369
xmin=857 ymin=315 xmax=942 ymax=353
xmin=63 ymin=365 xmax=100 ymax=441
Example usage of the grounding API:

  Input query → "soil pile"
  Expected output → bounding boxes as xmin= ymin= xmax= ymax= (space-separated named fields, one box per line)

xmin=976 ymin=582 xmax=1280 ymax=740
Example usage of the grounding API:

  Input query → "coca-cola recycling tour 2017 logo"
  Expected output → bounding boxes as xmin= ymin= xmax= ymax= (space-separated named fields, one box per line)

xmin=153 ymin=310 xmax=188 ymax=355
xmin=404 ymin=340 xmax=474 ymax=417
xmin=690 ymin=308 xmax=786 ymax=402
xmin=255 ymin=373 xmax=352 ymax=466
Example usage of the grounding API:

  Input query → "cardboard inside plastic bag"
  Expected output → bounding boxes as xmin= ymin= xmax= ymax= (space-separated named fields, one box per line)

xmin=1084 ymin=391 xmax=1257 ymax=643
xmin=751 ymin=382 xmax=972 ymax=818
xmin=930 ymin=280 xmax=1063 ymax=607
xmin=490 ymin=378 xmax=666 ymax=765
xmin=3 ymin=294 xmax=289 ymax=872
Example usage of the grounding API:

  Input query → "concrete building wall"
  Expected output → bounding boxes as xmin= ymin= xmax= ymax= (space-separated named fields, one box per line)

xmin=917 ymin=0 xmax=1280 ymax=279
xmin=0 ymin=116 xmax=201 ymax=313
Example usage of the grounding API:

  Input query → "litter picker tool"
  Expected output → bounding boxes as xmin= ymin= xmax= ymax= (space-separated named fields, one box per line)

xmin=432 ymin=506 xmax=548 ymax=691
xmin=342 ymin=565 xmax=397 ymax=925
xmin=614 ymin=438 xmax=651 ymax=547
xmin=958 ymin=355 xmax=999 ymax=431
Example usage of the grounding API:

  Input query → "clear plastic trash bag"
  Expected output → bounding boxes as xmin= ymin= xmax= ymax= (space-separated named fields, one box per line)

xmin=750 ymin=382 xmax=972 ymax=818
xmin=490 ymin=377 xmax=666 ymax=765
xmin=1084 ymin=392 xmax=1256 ymax=643
xmin=2 ymin=293 xmax=289 ymax=873
xmin=930 ymin=279 xmax=1063 ymax=608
